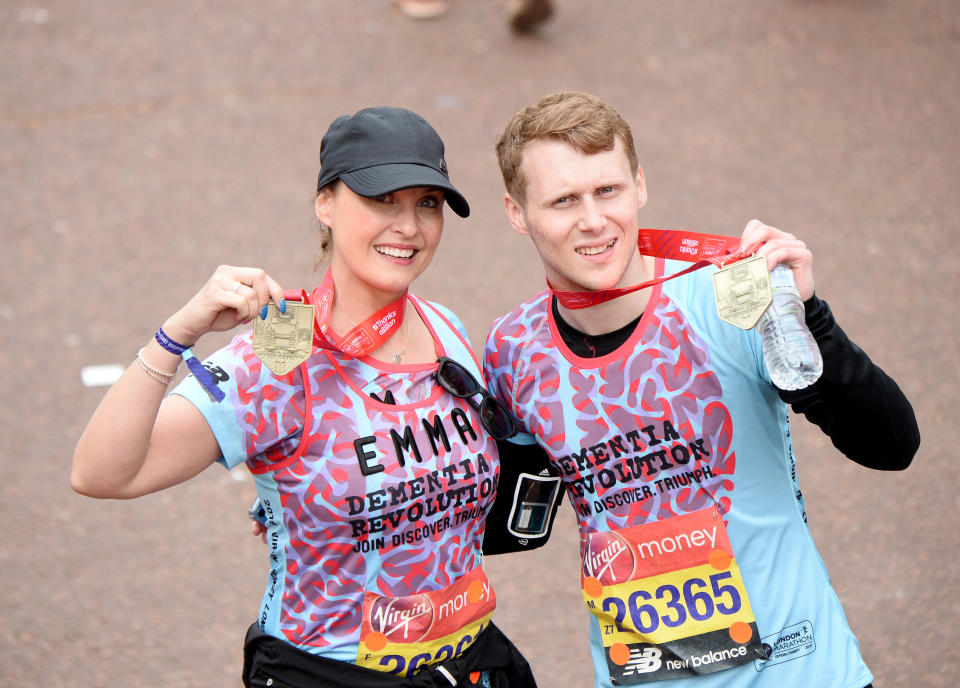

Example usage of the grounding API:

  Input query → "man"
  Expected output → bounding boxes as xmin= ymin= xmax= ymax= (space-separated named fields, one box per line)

xmin=483 ymin=91 xmax=919 ymax=688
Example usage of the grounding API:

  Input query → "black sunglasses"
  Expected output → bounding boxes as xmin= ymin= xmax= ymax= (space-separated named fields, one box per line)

xmin=435 ymin=357 xmax=518 ymax=440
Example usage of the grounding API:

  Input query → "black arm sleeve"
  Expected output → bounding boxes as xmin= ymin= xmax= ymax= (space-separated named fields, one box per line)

xmin=481 ymin=439 xmax=564 ymax=556
xmin=775 ymin=295 xmax=920 ymax=470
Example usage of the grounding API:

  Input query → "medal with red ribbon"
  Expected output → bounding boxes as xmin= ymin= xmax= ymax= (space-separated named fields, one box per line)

xmin=252 ymin=269 xmax=407 ymax=374
xmin=551 ymin=229 xmax=762 ymax=310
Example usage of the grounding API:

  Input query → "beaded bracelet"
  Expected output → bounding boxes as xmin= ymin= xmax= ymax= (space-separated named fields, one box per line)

xmin=137 ymin=347 xmax=178 ymax=378
xmin=136 ymin=348 xmax=177 ymax=385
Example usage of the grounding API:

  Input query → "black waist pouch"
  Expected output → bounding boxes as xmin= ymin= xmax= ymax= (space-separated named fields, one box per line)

xmin=242 ymin=621 xmax=537 ymax=688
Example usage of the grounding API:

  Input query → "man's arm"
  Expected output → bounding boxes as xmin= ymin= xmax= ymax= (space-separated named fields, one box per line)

xmin=777 ymin=295 xmax=920 ymax=470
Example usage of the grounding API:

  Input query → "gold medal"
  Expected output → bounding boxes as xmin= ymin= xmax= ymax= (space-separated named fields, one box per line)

xmin=713 ymin=254 xmax=772 ymax=329
xmin=252 ymin=301 xmax=315 ymax=375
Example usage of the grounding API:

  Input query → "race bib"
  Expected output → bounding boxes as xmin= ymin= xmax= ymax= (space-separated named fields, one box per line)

xmin=357 ymin=566 xmax=496 ymax=677
xmin=581 ymin=508 xmax=765 ymax=683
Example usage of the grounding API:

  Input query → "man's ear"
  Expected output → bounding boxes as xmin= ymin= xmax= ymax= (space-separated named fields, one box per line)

xmin=636 ymin=165 xmax=648 ymax=209
xmin=504 ymin=193 xmax=530 ymax=236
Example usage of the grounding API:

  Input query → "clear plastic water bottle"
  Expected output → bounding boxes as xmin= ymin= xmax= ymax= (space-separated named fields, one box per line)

xmin=756 ymin=264 xmax=823 ymax=390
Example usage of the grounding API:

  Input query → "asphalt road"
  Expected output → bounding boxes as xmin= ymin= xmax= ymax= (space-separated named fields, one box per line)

xmin=2 ymin=1 xmax=958 ymax=686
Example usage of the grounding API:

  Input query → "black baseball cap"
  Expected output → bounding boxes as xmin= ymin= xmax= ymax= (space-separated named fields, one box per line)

xmin=316 ymin=106 xmax=470 ymax=218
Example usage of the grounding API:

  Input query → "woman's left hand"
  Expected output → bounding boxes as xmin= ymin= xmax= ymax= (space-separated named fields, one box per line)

xmin=161 ymin=265 xmax=287 ymax=347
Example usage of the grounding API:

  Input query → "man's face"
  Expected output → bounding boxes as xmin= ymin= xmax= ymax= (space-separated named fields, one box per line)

xmin=504 ymin=138 xmax=647 ymax=293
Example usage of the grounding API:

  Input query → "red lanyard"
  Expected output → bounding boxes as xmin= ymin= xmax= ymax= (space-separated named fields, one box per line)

xmin=551 ymin=229 xmax=761 ymax=309
xmin=285 ymin=268 xmax=406 ymax=357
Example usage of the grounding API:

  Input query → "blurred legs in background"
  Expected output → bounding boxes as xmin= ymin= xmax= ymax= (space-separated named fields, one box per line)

xmin=395 ymin=0 xmax=554 ymax=32
xmin=507 ymin=0 xmax=553 ymax=32
xmin=395 ymin=0 xmax=449 ymax=19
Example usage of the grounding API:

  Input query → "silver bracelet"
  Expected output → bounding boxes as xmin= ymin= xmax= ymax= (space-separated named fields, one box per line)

xmin=136 ymin=347 xmax=179 ymax=384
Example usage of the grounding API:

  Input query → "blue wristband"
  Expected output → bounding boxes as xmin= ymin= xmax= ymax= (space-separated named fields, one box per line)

xmin=155 ymin=327 xmax=189 ymax=355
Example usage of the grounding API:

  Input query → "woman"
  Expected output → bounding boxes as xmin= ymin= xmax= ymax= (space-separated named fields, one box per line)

xmin=72 ymin=106 xmax=537 ymax=688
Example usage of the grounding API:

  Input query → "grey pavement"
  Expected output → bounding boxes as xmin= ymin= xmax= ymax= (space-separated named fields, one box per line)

xmin=2 ymin=1 xmax=958 ymax=685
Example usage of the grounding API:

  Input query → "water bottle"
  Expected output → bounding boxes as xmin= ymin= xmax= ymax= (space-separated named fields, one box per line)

xmin=756 ymin=264 xmax=823 ymax=390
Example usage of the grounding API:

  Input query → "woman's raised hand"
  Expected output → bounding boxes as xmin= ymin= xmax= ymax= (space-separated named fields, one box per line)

xmin=71 ymin=265 xmax=286 ymax=499
xmin=162 ymin=266 xmax=287 ymax=346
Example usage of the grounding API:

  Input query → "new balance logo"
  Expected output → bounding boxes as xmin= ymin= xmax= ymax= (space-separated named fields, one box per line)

xmin=621 ymin=646 xmax=663 ymax=676
xmin=203 ymin=363 xmax=230 ymax=383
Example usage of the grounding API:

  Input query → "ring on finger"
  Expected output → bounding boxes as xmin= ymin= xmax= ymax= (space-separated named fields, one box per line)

xmin=232 ymin=282 xmax=243 ymax=294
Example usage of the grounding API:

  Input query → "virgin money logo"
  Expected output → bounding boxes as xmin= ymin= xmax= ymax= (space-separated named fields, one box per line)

xmin=583 ymin=531 xmax=635 ymax=585
xmin=343 ymin=330 xmax=374 ymax=355
xmin=369 ymin=594 xmax=434 ymax=643
xmin=565 ymin=294 xmax=593 ymax=307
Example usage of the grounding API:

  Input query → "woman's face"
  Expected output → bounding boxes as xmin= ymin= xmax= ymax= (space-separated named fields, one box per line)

xmin=315 ymin=183 xmax=445 ymax=304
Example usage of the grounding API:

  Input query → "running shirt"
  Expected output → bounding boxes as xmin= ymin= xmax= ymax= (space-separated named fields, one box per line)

xmin=484 ymin=259 xmax=872 ymax=688
xmin=174 ymin=294 xmax=499 ymax=677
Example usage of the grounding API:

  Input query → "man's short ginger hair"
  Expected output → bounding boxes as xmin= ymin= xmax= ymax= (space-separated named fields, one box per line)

xmin=496 ymin=91 xmax=639 ymax=204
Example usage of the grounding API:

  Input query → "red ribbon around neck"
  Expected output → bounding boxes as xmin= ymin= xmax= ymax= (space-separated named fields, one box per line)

xmin=284 ymin=268 xmax=407 ymax=357
xmin=551 ymin=229 xmax=761 ymax=309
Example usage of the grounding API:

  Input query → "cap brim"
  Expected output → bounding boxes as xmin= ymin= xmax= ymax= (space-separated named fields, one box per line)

xmin=340 ymin=164 xmax=470 ymax=218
